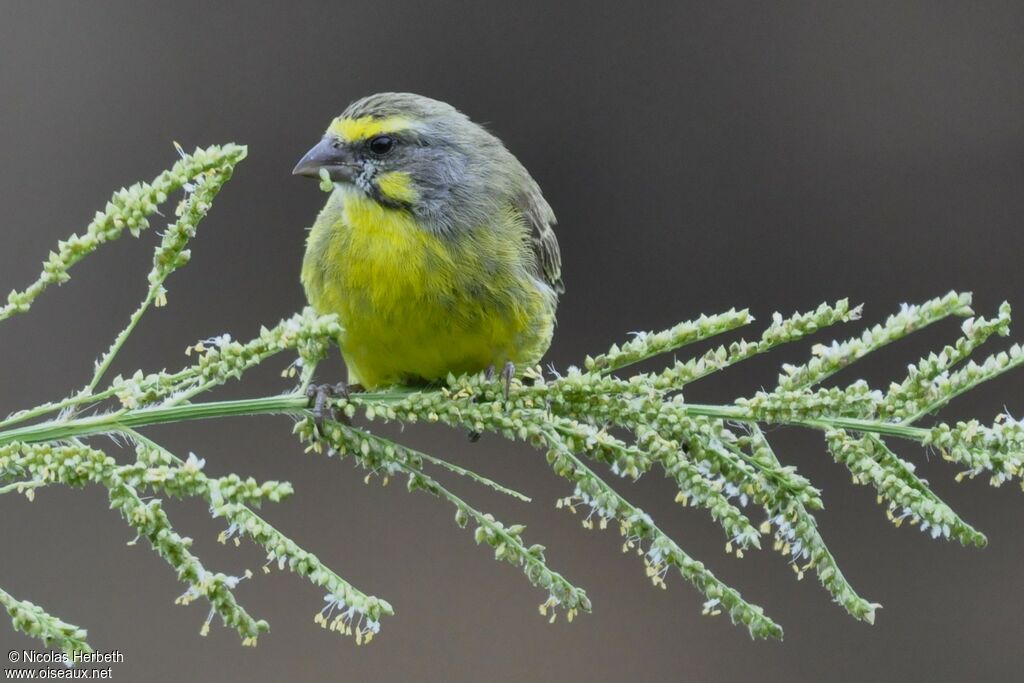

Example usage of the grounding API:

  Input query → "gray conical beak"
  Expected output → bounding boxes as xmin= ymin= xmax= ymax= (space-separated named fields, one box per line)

xmin=293 ymin=137 xmax=358 ymax=183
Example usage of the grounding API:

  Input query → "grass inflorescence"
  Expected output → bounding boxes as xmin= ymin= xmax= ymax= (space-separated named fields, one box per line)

xmin=3 ymin=146 xmax=1023 ymax=651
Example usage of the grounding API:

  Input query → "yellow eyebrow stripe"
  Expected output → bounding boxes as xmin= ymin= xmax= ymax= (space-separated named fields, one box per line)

xmin=327 ymin=115 xmax=414 ymax=142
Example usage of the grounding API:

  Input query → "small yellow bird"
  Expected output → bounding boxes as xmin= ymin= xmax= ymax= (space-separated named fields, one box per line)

xmin=294 ymin=93 xmax=563 ymax=402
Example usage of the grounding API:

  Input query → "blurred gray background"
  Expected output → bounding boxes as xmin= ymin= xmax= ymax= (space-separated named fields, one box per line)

xmin=2 ymin=2 xmax=1024 ymax=681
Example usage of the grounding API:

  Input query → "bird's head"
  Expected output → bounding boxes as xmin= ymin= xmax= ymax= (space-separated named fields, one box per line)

xmin=294 ymin=93 xmax=531 ymax=234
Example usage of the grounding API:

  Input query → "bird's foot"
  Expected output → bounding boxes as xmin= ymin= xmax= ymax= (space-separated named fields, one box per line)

xmin=482 ymin=361 xmax=516 ymax=400
xmin=469 ymin=362 xmax=515 ymax=442
xmin=500 ymin=361 xmax=515 ymax=400
xmin=305 ymin=381 xmax=360 ymax=436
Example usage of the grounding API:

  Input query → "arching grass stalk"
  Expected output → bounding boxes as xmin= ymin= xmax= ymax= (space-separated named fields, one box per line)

xmin=4 ymin=145 xmax=1024 ymax=655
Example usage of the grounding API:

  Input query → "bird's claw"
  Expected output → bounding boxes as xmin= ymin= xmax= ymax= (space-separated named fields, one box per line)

xmin=469 ymin=362 xmax=515 ymax=442
xmin=500 ymin=361 xmax=515 ymax=400
xmin=482 ymin=361 xmax=515 ymax=400
xmin=305 ymin=382 xmax=351 ymax=436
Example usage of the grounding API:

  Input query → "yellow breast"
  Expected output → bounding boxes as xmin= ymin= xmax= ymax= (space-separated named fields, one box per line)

xmin=301 ymin=187 xmax=554 ymax=388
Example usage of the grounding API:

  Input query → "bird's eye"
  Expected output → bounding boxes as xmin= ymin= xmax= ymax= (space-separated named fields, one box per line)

xmin=368 ymin=135 xmax=395 ymax=155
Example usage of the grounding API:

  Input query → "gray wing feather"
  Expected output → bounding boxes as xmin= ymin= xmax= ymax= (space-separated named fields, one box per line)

xmin=517 ymin=183 xmax=564 ymax=294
